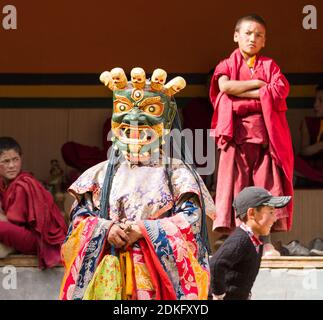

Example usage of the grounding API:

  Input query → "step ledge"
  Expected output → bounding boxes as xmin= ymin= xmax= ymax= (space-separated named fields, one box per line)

xmin=261 ymin=256 xmax=323 ymax=269
xmin=1 ymin=255 xmax=323 ymax=269
xmin=0 ymin=254 xmax=63 ymax=268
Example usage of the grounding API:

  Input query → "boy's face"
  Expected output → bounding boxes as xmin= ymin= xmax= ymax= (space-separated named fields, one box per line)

xmin=0 ymin=149 xmax=22 ymax=182
xmin=314 ymin=90 xmax=323 ymax=117
xmin=234 ymin=20 xmax=266 ymax=57
xmin=251 ymin=205 xmax=277 ymax=236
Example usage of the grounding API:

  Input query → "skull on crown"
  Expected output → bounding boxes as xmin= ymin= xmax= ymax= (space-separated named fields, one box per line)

xmin=110 ymin=68 xmax=128 ymax=89
xmin=151 ymin=69 xmax=167 ymax=91
xmin=130 ymin=67 xmax=146 ymax=90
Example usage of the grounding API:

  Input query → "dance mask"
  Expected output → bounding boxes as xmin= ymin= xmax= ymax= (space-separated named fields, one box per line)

xmin=100 ymin=67 xmax=186 ymax=163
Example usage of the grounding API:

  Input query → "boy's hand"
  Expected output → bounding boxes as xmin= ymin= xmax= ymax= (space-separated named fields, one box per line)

xmin=212 ymin=293 xmax=226 ymax=300
xmin=256 ymin=79 xmax=267 ymax=88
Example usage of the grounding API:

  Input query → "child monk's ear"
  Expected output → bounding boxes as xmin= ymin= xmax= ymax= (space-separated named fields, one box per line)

xmin=262 ymin=38 xmax=266 ymax=48
xmin=234 ymin=31 xmax=239 ymax=43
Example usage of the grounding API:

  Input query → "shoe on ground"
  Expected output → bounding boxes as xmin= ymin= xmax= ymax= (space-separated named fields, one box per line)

xmin=309 ymin=238 xmax=323 ymax=256
xmin=282 ymin=240 xmax=310 ymax=256
xmin=262 ymin=243 xmax=281 ymax=257
xmin=274 ymin=241 xmax=290 ymax=256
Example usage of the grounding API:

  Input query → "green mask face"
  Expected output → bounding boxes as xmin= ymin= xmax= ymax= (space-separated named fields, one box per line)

xmin=111 ymin=87 xmax=176 ymax=162
xmin=100 ymin=67 xmax=186 ymax=163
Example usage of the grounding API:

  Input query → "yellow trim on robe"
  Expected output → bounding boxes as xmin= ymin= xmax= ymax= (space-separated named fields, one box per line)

xmin=59 ymin=219 xmax=87 ymax=298
xmin=120 ymin=251 xmax=133 ymax=300
xmin=187 ymin=248 xmax=209 ymax=300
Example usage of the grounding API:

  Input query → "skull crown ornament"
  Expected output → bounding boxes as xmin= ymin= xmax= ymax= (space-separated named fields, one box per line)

xmin=99 ymin=67 xmax=186 ymax=163
xmin=99 ymin=67 xmax=186 ymax=95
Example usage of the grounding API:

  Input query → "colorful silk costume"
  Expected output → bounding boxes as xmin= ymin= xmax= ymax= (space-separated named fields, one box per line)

xmin=60 ymin=68 xmax=216 ymax=300
xmin=209 ymin=49 xmax=294 ymax=232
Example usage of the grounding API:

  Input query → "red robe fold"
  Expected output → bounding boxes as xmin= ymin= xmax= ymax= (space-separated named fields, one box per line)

xmin=0 ymin=172 xmax=67 ymax=268
xmin=61 ymin=116 xmax=112 ymax=172
xmin=209 ymin=48 xmax=294 ymax=231
xmin=294 ymin=117 xmax=323 ymax=184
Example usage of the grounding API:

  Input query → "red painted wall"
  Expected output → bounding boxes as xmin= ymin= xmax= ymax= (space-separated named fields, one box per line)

xmin=0 ymin=0 xmax=322 ymax=73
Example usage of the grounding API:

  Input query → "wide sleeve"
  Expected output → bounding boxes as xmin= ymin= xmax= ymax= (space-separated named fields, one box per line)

xmin=259 ymin=60 xmax=290 ymax=112
xmin=59 ymin=192 xmax=113 ymax=300
xmin=138 ymin=193 xmax=210 ymax=300
xmin=209 ymin=59 xmax=231 ymax=107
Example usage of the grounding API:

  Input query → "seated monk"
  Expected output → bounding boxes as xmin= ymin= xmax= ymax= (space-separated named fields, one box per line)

xmin=61 ymin=116 xmax=112 ymax=175
xmin=294 ymin=85 xmax=323 ymax=187
xmin=0 ymin=137 xmax=67 ymax=269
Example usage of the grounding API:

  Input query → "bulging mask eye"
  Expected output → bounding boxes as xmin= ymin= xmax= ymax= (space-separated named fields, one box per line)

xmin=143 ymin=103 xmax=163 ymax=116
xmin=114 ymin=101 xmax=132 ymax=113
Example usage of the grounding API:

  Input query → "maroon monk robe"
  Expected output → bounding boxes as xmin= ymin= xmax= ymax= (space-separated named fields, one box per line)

xmin=0 ymin=172 xmax=67 ymax=268
xmin=61 ymin=116 xmax=112 ymax=172
xmin=294 ymin=117 xmax=323 ymax=184
xmin=209 ymin=49 xmax=294 ymax=233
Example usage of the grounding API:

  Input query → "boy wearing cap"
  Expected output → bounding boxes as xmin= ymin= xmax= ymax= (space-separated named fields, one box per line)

xmin=209 ymin=186 xmax=291 ymax=300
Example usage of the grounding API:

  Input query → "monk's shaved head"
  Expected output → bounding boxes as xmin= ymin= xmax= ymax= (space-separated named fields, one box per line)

xmin=0 ymin=137 xmax=22 ymax=156
xmin=235 ymin=14 xmax=267 ymax=32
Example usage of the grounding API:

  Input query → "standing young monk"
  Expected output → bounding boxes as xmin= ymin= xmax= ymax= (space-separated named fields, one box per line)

xmin=209 ymin=14 xmax=294 ymax=255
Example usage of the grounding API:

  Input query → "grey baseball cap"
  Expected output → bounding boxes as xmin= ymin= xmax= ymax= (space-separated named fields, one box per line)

xmin=233 ymin=186 xmax=291 ymax=218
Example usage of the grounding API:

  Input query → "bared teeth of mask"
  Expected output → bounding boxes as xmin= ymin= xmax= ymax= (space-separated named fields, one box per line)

xmin=147 ymin=131 xmax=154 ymax=142
xmin=125 ymin=128 xmax=130 ymax=138
xmin=140 ymin=130 xmax=147 ymax=141
xmin=120 ymin=128 xmax=126 ymax=138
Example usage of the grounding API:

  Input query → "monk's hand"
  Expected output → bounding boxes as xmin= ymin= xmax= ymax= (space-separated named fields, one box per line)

xmin=107 ymin=223 xmax=130 ymax=248
xmin=0 ymin=208 xmax=8 ymax=222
